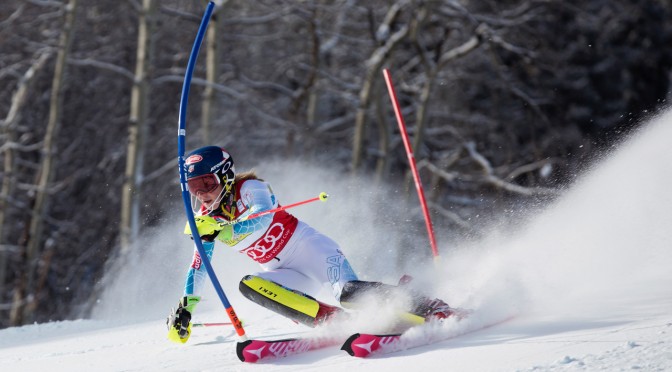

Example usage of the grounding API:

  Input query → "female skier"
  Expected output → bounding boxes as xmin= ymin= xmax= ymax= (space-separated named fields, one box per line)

xmin=167 ymin=146 xmax=457 ymax=342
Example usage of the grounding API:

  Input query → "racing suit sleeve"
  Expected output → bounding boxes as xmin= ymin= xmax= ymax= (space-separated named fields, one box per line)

xmin=183 ymin=240 xmax=215 ymax=296
xmin=226 ymin=180 xmax=277 ymax=246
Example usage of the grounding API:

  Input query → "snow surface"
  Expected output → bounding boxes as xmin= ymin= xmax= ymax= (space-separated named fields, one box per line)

xmin=2 ymin=110 xmax=672 ymax=371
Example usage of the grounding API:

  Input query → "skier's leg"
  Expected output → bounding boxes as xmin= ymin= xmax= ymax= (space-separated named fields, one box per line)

xmin=339 ymin=277 xmax=461 ymax=322
xmin=238 ymin=274 xmax=342 ymax=327
xmin=272 ymin=223 xmax=358 ymax=301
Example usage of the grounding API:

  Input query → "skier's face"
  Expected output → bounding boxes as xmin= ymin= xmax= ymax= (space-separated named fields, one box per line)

xmin=194 ymin=182 xmax=224 ymax=210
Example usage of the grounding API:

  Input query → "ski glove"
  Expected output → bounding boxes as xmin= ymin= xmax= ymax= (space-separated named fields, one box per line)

xmin=167 ymin=295 xmax=201 ymax=344
xmin=184 ymin=215 xmax=233 ymax=241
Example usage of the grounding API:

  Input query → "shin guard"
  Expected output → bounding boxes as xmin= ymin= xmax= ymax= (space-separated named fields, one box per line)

xmin=239 ymin=275 xmax=341 ymax=327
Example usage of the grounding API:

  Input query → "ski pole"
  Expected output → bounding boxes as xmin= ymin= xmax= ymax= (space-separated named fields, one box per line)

xmin=240 ymin=192 xmax=328 ymax=221
xmin=383 ymin=69 xmax=440 ymax=260
xmin=192 ymin=322 xmax=232 ymax=327
xmin=177 ymin=1 xmax=247 ymax=340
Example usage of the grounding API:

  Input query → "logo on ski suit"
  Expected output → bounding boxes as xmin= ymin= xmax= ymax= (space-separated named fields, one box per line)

xmin=242 ymin=222 xmax=290 ymax=263
xmin=191 ymin=252 xmax=202 ymax=270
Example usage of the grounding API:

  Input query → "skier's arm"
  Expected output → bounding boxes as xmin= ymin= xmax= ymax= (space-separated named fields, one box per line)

xmin=183 ymin=240 xmax=215 ymax=297
xmin=167 ymin=239 xmax=214 ymax=343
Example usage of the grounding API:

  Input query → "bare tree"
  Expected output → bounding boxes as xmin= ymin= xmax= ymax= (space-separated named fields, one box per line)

xmin=120 ymin=0 xmax=156 ymax=255
xmin=351 ymin=0 xmax=415 ymax=171
xmin=0 ymin=52 xmax=52 ymax=305
xmin=200 ymin=1 xmax=229 ymax=145
xmin=400 ymin=16 xmax=484 ymax=195
xmin=13 ymin=0 xmax=78 ymax=325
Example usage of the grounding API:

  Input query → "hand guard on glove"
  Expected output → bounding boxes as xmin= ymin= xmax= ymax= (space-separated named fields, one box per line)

xmin=184 ymin=215 xmax=233 ymax=242
xmin=167 ymin=295 xmax=200 ymax=343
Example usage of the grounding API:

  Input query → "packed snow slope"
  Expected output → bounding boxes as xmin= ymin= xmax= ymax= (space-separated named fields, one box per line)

xmin=2 ymin=110 xmax=672 ymax=371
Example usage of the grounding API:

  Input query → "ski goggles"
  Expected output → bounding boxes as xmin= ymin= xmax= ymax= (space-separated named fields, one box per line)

xmin=187 ymin=174 xmax=220 ymax=195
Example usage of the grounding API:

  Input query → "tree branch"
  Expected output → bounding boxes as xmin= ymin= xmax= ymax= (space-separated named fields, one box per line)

xmin=67 ymin=58 xmax=135 ymax=81
xmin=465 ymin=142 xmax=559 ymax=196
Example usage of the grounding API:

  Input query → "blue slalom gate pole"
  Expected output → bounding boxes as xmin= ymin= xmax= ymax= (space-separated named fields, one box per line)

xmin=177 ymin=1 xmax=246 ymax=339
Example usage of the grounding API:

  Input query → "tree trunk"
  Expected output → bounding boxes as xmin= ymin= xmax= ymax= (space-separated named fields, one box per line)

xmin=0 ymin=52 xmax=52 ymax=307
xmin=201 ymin=1 xmax=225 ymax=145
xmin=351 ymin=1 xmax=413 ymax=172
xmin=374 ymin=78 xmax=390 ymax=182
xmin=17 ymin=0 xmax=78 ymax=324
xmin=120 ymin=0 xmax=155 ymax=255
xmin=302 ymin=11 xmax=320 ymax=157
xmin=402 ymin=69 xmax=436 ymax=197
xmin=403 ymin=32 xmax=481 ymax=196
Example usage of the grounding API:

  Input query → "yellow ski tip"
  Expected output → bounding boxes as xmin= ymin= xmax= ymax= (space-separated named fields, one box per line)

xmin=319 ymin=192 xmax=328 ymax=201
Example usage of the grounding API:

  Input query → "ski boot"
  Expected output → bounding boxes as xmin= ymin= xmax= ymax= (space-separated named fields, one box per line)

xmin=413 ymin=297 xmax=472 ymax=321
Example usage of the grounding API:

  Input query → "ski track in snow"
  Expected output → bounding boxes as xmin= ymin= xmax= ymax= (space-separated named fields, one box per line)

xmin=2 ymin=110 xmax=672 ymax=371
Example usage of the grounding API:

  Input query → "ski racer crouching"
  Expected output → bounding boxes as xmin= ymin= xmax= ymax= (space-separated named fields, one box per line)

xmin=167 ymin=146 xmax=460 ymax=343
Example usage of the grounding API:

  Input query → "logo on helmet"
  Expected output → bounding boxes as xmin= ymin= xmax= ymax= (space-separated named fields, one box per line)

xmin=186 ymin=154 xmax=203 ymax=165
xmin=211 ymin=159 xmax=227 ymax=172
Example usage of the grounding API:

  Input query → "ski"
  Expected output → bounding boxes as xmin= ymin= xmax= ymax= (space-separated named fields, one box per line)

xmin=341 ymin=315 xmax=514 ymax=358
xmin=236 ymin=335 xmax=342 ymax=363
xmin=341 ymin=332 xmax=402 ymax=357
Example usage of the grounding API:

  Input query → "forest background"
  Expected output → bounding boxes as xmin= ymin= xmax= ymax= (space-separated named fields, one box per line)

xmin=0 ymin=0 xmax=670 ymax=329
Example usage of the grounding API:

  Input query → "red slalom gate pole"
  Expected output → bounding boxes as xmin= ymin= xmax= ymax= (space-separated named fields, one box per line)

xmin=383 ymin=69 xmax=440 ymax=259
